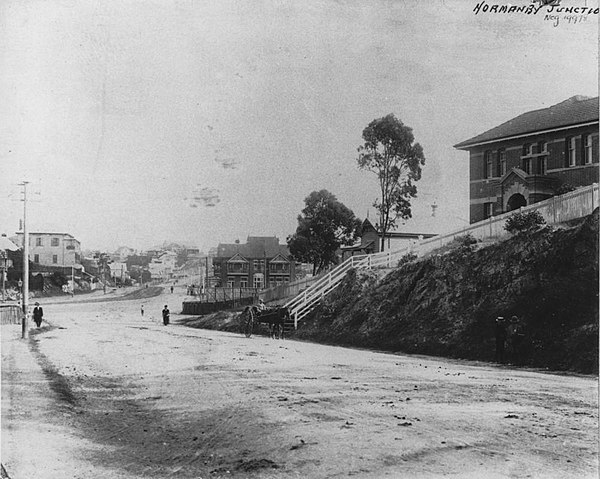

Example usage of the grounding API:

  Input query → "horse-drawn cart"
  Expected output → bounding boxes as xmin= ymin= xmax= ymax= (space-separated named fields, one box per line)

xmin=241 ymin=305 xmax=290 ymax=339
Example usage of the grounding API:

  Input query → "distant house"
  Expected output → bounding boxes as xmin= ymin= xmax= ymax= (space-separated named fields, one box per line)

xmin=341 ymin=219 xmax=437 ymax=261
xmin=149 ymin=251 xmax=178 ymax=280
xmin=114 ymin=246 xmax=135 ymax=262
xmin=13 ymin=232 xmax=81 ymax=268
xmin=185 ymin=248 xmax=201 ymax=257
xmin=212 ymin=236 xmax=296 ymax=289
xmin=454 ymin=95 xmax=599 ymax=223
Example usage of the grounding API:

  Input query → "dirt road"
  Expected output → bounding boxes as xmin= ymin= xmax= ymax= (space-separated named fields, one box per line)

xmin=2 ymin=288 xmax=598 ymax=478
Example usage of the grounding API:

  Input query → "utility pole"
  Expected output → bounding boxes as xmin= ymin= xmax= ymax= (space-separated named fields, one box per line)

xmin=21 ymin=181 xmax=29 ymax=339
xmin=1 ymin=251 xmax=6 ymax=302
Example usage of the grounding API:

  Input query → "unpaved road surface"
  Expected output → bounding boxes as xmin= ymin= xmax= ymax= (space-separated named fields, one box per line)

xmin=2 ymin=287 xmax=598 ymax=478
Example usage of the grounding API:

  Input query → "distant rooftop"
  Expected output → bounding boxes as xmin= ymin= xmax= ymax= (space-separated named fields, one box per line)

xmin=14 ymin=232 xmax=79 ymax=239
xmin=454 ymin=96 xmax=599 ymax=149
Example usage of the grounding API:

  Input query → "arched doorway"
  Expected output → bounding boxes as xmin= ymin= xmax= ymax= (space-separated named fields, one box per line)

xmin=507 ymin=193 xmax=527 ymax=212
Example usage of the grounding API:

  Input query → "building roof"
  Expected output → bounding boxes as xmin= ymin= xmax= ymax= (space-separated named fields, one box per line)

xmin=360 ymin=218 xmax=437 ymax=239
xmin=15 ymin=232 xmax=78 ymax=238
xmin=216 ymin=236 xmax=290 ymax=259
xmin=0 ymin=236 xmax=19 ymax=251
xmin=454 ymin=96 xmax=599 ymax=149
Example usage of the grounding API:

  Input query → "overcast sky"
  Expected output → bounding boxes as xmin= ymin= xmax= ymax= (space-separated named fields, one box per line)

xmin=0 ymin=0 xmax=597 ymax=252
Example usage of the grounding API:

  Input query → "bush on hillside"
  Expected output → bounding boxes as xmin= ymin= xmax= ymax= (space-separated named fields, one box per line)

xmin=451 ymin=233 xmax=478 ymax=250
xmin=397 ymin=252 xmax=418 ymax=267
xmin=504 ymin=210 xmax=546 ymax=235
xmin=556 ymin=184 xmax=577 ymax=195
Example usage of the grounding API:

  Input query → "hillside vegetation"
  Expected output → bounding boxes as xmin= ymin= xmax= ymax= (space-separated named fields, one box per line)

xmin=183 ymin=210 xmax=598 ymax=374
xmin=294 ymin=209 xmax=599 ymax=374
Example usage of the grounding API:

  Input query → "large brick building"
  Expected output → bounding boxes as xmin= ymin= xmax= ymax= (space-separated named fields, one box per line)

xmin=213 ymin=236 xmax=296 ymax=289
xmin=454 ymin=96 xmax=599 ymax=223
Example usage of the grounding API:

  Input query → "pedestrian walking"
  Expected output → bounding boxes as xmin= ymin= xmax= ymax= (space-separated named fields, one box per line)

xmin=495 ymin=316 xmax=507 ymax=363
xmin=162 ymin=305 xmax=170 ymax=326
xmin=33 ymin=302 xmax=44 ymax=327
xmin=141 ymin=305 xmax=144 ymax=317
xmin=170 ymin=285 xmax=174 ymax=294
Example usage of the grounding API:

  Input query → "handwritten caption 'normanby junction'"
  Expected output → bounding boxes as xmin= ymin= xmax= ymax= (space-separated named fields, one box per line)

xmin=473 ymin=2 xmax=599 ymax=15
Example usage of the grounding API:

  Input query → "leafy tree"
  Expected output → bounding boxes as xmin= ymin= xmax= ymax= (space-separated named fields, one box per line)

xmin=287 ymin=190 xmax=361 ymax=275
xmin=357 ymin=114 xmax=425 ymax=251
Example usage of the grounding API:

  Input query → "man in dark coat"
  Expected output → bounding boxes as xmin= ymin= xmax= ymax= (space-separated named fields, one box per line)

xmin=33 ymin=302 xmax=44 ymax=327
xmin=162 ymin=305 xmax=170 ymax=326
xmin=508 ymin=315 xmax=525 ymax=364
xmin=495 ymin=316 xmax=507 ymax=363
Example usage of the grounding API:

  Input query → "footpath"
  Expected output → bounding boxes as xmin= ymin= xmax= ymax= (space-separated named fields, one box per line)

xmin=1 ymin=324 xmax=88 ymax=479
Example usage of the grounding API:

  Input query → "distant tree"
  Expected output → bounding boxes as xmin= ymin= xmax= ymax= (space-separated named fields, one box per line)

xmin=287 ymin=190 xmax=361 ymax=275
xmin=357 ymin=114 xmax=425 ymax=251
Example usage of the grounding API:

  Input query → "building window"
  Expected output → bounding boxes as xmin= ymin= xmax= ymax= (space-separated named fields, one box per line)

xmin=538 ymin=141 xmax=547 ymax=154
xmin=522 ymin=143 xmax=532 ymax=157
xmin=484 ymin=150 xmax=493 ymax=178
xmin=227 ymin=262 xmax=247 ymax=273
xmin=498 ymin=149 xmax=506 ymax=176
xmin=484 ymin=202 xmax=494 ymax=219
xmin=240 ymin=279 xmax=248 ymax=288
xmin=51 ymin=238 xmax=59 ymax=247
xmin=34 ymin=254 xmax=39 ymax=263
xmin=52 ymin=255 xmax=58 ymax=264
xmin=522 ymin=158 xmax=532 ymax=174
xmin=36 ymin=237 xmax=43 ymax=246
xmin=227 ymin=277 xmax=235 ymax=288
xmin=537 ymin=156 xmax=547 ymax=175
xmin=567 ymin=137 xmax=577 ymax=167
xmin=585 ymin=135 xmax=593 ymax=164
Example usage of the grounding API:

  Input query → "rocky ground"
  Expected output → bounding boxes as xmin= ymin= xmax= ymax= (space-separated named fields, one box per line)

xmin=1 ymin=285 xmax=598 ymax=478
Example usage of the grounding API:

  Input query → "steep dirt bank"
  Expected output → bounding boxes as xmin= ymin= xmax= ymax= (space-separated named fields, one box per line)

xmin=295 ymin=210 xmax=599 ymax=374
xmin=182 ymin=211 xmax=598 ymax=374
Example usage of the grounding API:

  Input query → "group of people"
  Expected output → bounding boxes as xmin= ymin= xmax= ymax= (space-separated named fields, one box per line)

xmin=495 ymin=315 xmax=525 ymax=364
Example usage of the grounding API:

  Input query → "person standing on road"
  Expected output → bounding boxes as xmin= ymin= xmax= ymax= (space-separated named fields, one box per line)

xmin=141 ymin=305 xmax=144 ymax=317
xmin=170 ymin=285 xmax=174 ymax=294
xmin=508 ymin=315 xmax=525 ymax=364
xmin=495 ymin=316 xmax=507 ymax=363
xmin=33 ymin=302 xmax=44 ymax=327
xmin=162 ymin=305 xmax=170 ymax=326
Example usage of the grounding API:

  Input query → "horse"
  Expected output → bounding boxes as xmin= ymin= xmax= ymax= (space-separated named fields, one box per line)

xmin=241 ymin=305 xmax=290 ymax=339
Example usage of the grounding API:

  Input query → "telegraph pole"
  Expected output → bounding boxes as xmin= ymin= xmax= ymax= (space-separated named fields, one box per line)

xmin=21 ymin=181 xmax=29 ymax=339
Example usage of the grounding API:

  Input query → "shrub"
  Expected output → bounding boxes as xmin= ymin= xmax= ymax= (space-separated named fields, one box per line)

xmin=504 ymin=210 xmax=546 ymax=234
xmin=556 ymin=183 xmax=577 ymax=196
xmin=397 ymin=252 xmax=418 ymax=267
xmin=50 ymin=272 xmax=68 ymax=286
xmin=452 ymin=233 xmax=477 ymax=248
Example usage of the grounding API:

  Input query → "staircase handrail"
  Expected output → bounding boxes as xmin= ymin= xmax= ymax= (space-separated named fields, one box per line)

xmin=284 ymin=254 xmax=367 ymax=309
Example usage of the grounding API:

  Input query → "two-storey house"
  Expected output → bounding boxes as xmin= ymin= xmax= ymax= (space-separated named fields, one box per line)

xmin=454 ymin=96 xmax=599 ymax=223
xmin=213 ymin=236 xmax=296 ymax=289
xmin=14 ymin=232 xmax=82 ymax=268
